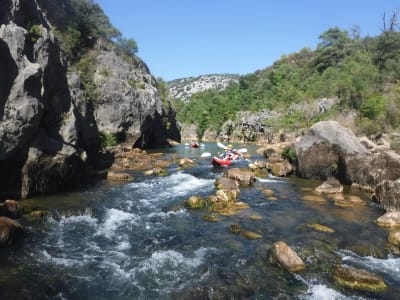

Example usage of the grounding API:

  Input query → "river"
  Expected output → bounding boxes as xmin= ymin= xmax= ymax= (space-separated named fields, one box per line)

xmin=0 ymin=143 xmax=399 ymax=299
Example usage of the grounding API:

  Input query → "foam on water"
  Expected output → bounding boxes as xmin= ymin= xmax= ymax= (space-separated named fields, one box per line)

xmin=296 ymin=275 xmax=366 ymax=300
xmin=127 ymin=172 xmax=214 ymax=201
xmin=256 ymin=177 xmax=287 ymax=183
xmin=96 ymin=208 xmax=138 ymax=239
xmin=138 ymin=247 xmax=214 ymax=274
xmin=338 ymin=250 xmax=400 ymax=281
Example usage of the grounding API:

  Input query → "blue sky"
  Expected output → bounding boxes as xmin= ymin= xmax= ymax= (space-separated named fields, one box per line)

xmin=96 ymin=0 xmax=399 ymax=81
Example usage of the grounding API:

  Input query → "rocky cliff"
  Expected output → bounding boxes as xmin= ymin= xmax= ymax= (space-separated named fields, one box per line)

xmin=168 ymin=74 xmax=239 ymax=102
xmin=0 ymin=0 xmax=179 ymax=199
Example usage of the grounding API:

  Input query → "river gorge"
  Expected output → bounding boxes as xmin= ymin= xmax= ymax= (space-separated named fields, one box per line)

xmin=1 ymin=143 xmax=399 ymax=299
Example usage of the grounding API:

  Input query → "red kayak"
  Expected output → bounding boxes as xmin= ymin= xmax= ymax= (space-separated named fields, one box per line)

xmin=211 ymin=156 xmax=233 ymax=166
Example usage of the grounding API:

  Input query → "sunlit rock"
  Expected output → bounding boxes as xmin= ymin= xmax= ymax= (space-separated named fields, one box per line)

xmin=224 ymin=168 xmax=255 ymax=186
xmin=183 ymin=196 xmax=206 ymax=209
xmin=269 ymin=159 xmax=293 ymax=177
xmin=376 ymin=211 xmax=400 ymax=227
xmin=215 ymin=177 xmax=240 ymax=193
xmin=388 ymin=230 xmax=400 ymax=246
xmin=315 ymin=177 xmax=343 ymax=194
xmin=143 ymin=167 xmax=168 ymax=177
xmin=268 ymin=241 xmax=305 ymax=272
xmin=332 ymin=265 xmax=387 ymax=292
xmin=106 ymin=171 xmax=134 ymax=181
xmin=179 ymin=157 xmax=197 ymax=168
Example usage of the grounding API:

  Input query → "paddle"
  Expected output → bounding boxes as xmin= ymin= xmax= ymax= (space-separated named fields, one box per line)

xmin=238 ymin=148 xmax=248 ymax=153
xmin=201 ymin=152 xmax=211 ymax=158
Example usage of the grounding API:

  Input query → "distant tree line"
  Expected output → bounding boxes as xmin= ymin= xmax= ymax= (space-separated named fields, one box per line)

xmin=173 ymin=10 xmax=400 ymax=137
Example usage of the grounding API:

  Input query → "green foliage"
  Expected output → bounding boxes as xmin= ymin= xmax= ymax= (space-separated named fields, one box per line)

xmin=116 ymin=37 xmax=138 ymax=56
xmin=359 ymin=94 xmax=386 ymax=119
xmin=28 ymin=24 xmax=42 ymax=42
xmin=77 ymin=51 xmax=98 ymax=102
xmin=174 ymin=22 xmax=400 ymax=138
xmin=100 ymin=132 xmax=117 ymax=148
xmin=37 ymin=0 xmax=121 ymax=60
xmin=281 ymin=147 xmax=297 ymax=164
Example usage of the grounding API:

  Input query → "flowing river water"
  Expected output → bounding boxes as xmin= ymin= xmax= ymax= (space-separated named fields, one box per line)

xmin=1 ymin=143 xmax=399 ymax=299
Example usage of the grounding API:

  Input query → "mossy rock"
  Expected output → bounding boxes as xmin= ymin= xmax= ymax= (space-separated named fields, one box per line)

xmin=302 ymin=194 xmax=326 ymax=203
xmin=228 ymin=224 xmax=262 ymax=240
xmin=241 ymin=230 xmax=263 ymax=240
xmin=23 ymin=210 xmax=49 ymax=222
xmin=183 ymin=196 xmax=207 ymax=209
xmin=249 ymin=214 xmax=262 ymax=220
xmin=262 ymin=189 xmax=274 ymax=196
xmin=307 ymin=223 xmax=335 ymax=233
xmin=388 ymin=230 xmax=400 ymax=246
xmin=332 ymin=265 xmax=387 ymax=292
xmin=203 ymin=214 xmax=220 ymax=222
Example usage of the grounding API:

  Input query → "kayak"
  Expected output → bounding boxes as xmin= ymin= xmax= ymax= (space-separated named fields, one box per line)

xmin=211 ymin=156 xmax=234 ymax=166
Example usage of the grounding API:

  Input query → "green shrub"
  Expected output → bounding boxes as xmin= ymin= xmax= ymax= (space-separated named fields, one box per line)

xmin=281 ymin=146 xmax=297 ymax=163
xmin=100 ymin=132 xmax=117 ymax=148
xmin=28 ymin=24 xmax=42 ymax=42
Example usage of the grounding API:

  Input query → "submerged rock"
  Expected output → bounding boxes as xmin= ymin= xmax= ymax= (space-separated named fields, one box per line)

xmin=229 ymin=224 xmax=262 ymax=240
xmin=332 ymin=265 xmax=387 ymax=292
xmin=315 ymin=177 xmax=343 ymax=194
xmin=268 ymin=241 xmax=305 ymax=272
xmin=302 ymin=194 xmax=326 ymax=203
xmin=307 ymin=223 xmax=335 ymax=233
xmin=332 ymin=193 xmax=366 ymax=207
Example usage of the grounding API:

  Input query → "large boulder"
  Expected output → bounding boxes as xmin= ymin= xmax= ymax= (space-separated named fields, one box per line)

xmin=295 ymin=121 xmax=400 ymax=192
xmin=295 ymin=121 xmax=368 ymax=181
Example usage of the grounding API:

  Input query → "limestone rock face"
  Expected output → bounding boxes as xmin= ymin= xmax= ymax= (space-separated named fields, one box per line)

xmin=93 ymin=50 xmax=177 ymax=147
xmin=0 ymin=1 xmax=86 ymax=198
xmin=0 ymin=0 xmax=179 ymax=198
xmin=375 ymin=180 xmax=400 ymax=212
